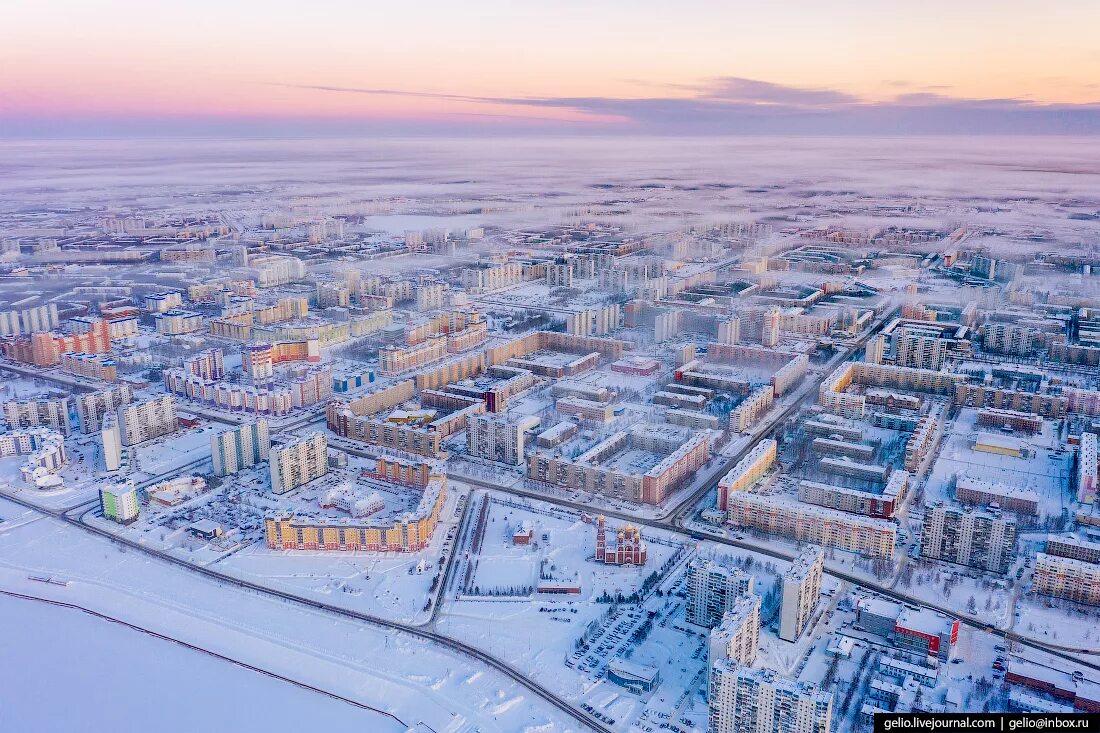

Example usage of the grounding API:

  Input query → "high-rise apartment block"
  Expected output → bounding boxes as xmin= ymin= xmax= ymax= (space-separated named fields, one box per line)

xmin=708 ymin=594 xmax=761 ymax=673
xmin=920 ymin=502 xmax=1016 ymax=574
xmin=1079 ymin=432 xmax=1098 ymax=505
xmin=779 ymin=546 xmax=824 ymax=642
xmin=144 ymin=291 xmax=183 ymax=312
xmin=894 ymin=329 xmax=949 ymax=370
xmin=466 ymin=413 xmax=539 ymax=465
xmin=154 ymin=309 xmax=204 ymax=335
xmin=0 ymin=303 xmax=59 ymax=335
xmin=100 ymin=480 xmax=139 ymax=524
xmin=101 ymin=413 xmax=122 ymax=472
xmin=717 ymin=318 xmax=741 ymax=345
xmin=211 ymin=420 xmax=271 ymax=476
xmin=686 ymin=558 xmax=755 ymax=627
xmin=116 ymin=395 xmax=177 ymax=446
xmin=3 ymin=395 xmax=71 ymax=436
xmin=270 ymin=432 xmax=328 ymax=494
xmin=75 ymin=383 xmax=135 ymax=433
xmin=709 ymin=663 xmax=832 ymax=733
xmin=184 ymin=348 xmax=225 ymax=380
xmin=761 ymin=307 xmax=781 ymax=348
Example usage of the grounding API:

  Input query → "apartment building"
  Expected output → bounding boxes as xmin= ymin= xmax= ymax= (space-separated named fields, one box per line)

xmin=253 ymin=296 xmax=309 ymax=324
xmin=245 ymin=255 xmax=306 ymax=287
xmin=894 ymin=328 xmax=951 ymax=370
xmin=707 ymin=595 xmax=761 ymax=674
xmin=466 ymin=413 xmax=540 ymax=465
xmin=980 ymin=323 xmax=1039 ymax=356
xmin=144 ymin=291 xmax=183 ymax=312
xmin=716 ymin=439 xmax=777 ymax=511
xmin=729 ymin=385 xmax=774 ymax=432
xmin=59 ymin=352 xmax=117 ymax=382
xmin=269 ymin=432 xmax=328 ymax=494
xmin=1 ymin=319 xmax=111 ymax=367
xmin=797 ymin=470 xmax=907 ymax=519
xmin=461 ymin=261 xmax=522 ymax=293
xmin=0 ymin=303 xmax=59 ymax=335
xmin=920 ymin=502 xmax=1017 ymax=574
xmin=1032 ymin=553 xmax=1100 ymax=606
xmin=101 ymin=413 xmax=122 ymax=472
xmin=526 ymin=425 xmax=711 ymax=505
xmin=709 ymin=663 xmax=832 ymax=733
xmin=100 ymin=480 xmax=140 ymax=525
xmin=242 ymin=339 xmax=321 ymax=381
xmin=3 ymin=395 xmax=71 ymax=436
xmin=75 ymin=383 xmax=135 ymax=433
xmin=686 ymin=558 xmax=755 ymax=628
xmin=154 ymin=309 xmax=204 ymax=335
xmin=954 ymin=383 xmax=1067 ymax=418
xmin=116 ymin=395 xmax=177 ymax=446
xmin=328 ymin=382 xmax=444 ymax=459
xmin=379 ymin=335 xmax=448 ymax=375
xmin=1080 ymin=433 xmax=1098 ymax=504
xmin=955 ymin=475 xmax=1039 ymax=514
xmin=184 ymin=348 xmax=225 ymax=380
xmin=779 ymin=546 xmax=824 ymax=642
xmin=819 ymin=361 xmax=964 ymax=419
xmin=164 ymin=369 xmax=295 ymax=417
xmin=1046 ymin=535 xmax=1100 ymax=565
xmin=265 ymin=462 xmax=447 ymax=552
xmin=725 ymin=493 xmax=896 ymax=558
xmin=717 ymin=318 xmax=741 ymax=345
xmin=211 ymin=420 xmax=271 ymax=476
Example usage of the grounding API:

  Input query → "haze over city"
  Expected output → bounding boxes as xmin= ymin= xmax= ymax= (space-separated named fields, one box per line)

xmin=3 ymin=3 xmax=1100 ymax=733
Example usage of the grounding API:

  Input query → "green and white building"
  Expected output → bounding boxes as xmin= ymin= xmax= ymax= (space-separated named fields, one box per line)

xmin=100 ymin=480 xmax=139 ymax=524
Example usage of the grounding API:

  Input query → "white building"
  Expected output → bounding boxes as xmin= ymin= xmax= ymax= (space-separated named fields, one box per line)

xmin=154 ymin=309 xmax=204 ymax=335
xmin=3 ymin=395 xmax=71 ymax=436
xmin=1079 ymin=432 xmax=1097 ymax=504
xmin=117 ymin=395 xmax=177 ymax=446
xmin=211 ymin=420 xmax=271 ymax=476
xmin=709 ymin=663 xmax=832 ymax=733
xmin=75 ymin=384 xmax=135 ymax=433
xmin=101 ymin=413 xmax=122 ymax=472
xmin=919 ymin=502 xmax=1017 ymax=574
xmin=708 ymin=594 xmax=761 ymax=678
xmin=779 ymin=546 xmax=824 ymax=642
xmin=0 ymin=303 xmax=59 ymax=335
xmin=686 ymin=558 xmax=755 ymax=628
xmin=270 ymin=432 xmax=328 ymax=494
xmin=466 ymin=413 xmax=539 ymax=465
xmin=718 ymin=318 xmax=741 ymax=345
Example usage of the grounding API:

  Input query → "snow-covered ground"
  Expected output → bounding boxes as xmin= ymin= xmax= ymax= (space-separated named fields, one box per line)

xmin=0 ymin=496 xmax=585 ymax=733
xmin=0 ymin=591 xmax=406 ymax=733
xmin=926 ymin=408 xmax=1073 ymax=520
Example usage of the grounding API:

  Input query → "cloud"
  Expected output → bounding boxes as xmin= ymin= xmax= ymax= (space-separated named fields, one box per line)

xmin=697 ymin=77 xmax=861 ymax=107
xmin=14 ymin=78 xmax=1097 ymax=137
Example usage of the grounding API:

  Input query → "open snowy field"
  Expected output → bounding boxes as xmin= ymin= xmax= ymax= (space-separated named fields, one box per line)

xmin=0 ymin=592 xmax=406 ymax=733
xmin=0 ymin=496 xmax=585 ymax=732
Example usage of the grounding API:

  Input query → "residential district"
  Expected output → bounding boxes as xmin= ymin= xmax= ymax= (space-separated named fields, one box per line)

xmin=4 ymin=195 xmax=1100 ymax=732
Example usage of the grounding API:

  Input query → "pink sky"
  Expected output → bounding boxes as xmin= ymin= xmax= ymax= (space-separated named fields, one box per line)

xmin=3 ymin=1 xmax=1099 ymax=133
